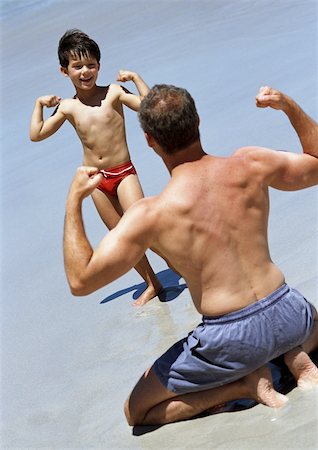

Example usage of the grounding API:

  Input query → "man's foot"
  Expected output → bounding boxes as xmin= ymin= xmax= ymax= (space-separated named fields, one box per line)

xmin=284 ymin=347 xmax=318 ymax=390
xmin=244 ymin=365 xmax=288 ymax=408
xmin=133 ymin=285 xmax=163 ymax=307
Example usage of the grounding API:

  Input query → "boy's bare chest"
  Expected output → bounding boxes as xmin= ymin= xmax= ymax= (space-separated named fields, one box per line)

xmin=71 ymin=101 xmax=122 ymax=132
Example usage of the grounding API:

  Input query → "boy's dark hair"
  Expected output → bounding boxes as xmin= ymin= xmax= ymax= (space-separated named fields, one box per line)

xmin=58 ymin=29 xmax=101 ymax=68
xmin=138 ymin=84 xmax=200 ymax=154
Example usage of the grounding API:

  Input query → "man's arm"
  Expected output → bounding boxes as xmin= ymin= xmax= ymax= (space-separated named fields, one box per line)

xmin=235 ymin=146 xmax=318 ymax=191
xmin=256 ymin=86 xmax=318 ymax=158
xmin=116 ymin=70 xmax=150 ymax=111
xmin=64 ymin=167 xmax=153 ymax=296
xmin=30 ymin=95 xmax=66 ymax=141
xmin=240 ymin=87 xmax=318 ymax=190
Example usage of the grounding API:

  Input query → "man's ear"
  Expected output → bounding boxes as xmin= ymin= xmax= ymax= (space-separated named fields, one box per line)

xmin=197 ymin=114 xmax=200 ymax=127
xmin=144 ymin=132 xmax=155 ymax=148
xmin=60 ymin=67 xmax=68 ymax=77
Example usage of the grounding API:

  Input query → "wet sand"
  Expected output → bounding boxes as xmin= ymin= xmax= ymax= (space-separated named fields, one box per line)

xmin=1 ymin=0 xmax=317 ymax=448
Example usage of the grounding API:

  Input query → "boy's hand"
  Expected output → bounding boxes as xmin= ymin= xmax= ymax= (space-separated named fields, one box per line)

xmin=69 ymin=167 xmax=103 ymax=201
xmin=117 ymin=70 xmax=136 ymax=83
xmin=38 ymin=95 xmax=61 ymax=108
xmin=255 ymin=86 xmax=289 ymax=111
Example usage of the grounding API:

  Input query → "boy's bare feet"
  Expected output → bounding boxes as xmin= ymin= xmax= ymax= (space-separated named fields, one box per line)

xmin=133 ymin=284 xmax=163 ymax=307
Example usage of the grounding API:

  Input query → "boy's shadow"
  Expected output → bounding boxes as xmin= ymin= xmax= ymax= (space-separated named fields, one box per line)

xmin=132 ymin=349 xmax=318 ymax=436
xmin=100 ymin=268 xmax=187 ymax=304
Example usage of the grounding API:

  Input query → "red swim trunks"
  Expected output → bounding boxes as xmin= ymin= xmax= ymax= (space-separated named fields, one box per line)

xmin=97 ymin=161 xmax=137 ymax=196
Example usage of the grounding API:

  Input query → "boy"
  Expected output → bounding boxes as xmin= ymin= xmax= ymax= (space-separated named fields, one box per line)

xmin=30 ymin=29 xmax=162 ymax=306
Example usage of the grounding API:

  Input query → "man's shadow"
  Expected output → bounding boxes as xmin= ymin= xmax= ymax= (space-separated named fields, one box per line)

xmin=100 ymin=268 xmax=187 ymax=304
xmin=132 ymin=349 xmax=318 ymax=436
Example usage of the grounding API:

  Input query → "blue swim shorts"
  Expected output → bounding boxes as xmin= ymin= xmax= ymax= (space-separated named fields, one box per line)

xmin=153 ymin=284 xmax=314 ymax=394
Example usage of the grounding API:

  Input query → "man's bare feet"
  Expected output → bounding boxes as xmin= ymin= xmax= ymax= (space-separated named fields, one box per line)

xmin=133 ymin=284 xmax=163 ymax=307
xmin=284 ymin=347 xmax=318 ymax=390
xmin=244 ymin=365 xmax=288 ymax=408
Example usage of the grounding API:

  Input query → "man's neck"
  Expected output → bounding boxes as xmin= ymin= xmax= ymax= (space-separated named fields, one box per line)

xmin=163 ymin=141 xmax=207 ymax=174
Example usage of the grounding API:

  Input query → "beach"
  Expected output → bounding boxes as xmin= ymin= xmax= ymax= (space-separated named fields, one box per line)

xmin=1 ymin=0 xmax=318 ymax=448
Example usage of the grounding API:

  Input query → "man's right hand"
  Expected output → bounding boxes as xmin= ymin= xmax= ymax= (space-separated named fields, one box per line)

xmin=38 ymin=95 xmax=61 ymax=108
xmin=255 ymin=86 xmax=290 ymax=111
xmin=68 ymin=167 xmax=103 ymax=201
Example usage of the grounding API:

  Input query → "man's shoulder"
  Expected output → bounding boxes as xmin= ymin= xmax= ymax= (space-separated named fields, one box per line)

xmin=232 ymin=146 xmax=278 ymax=166
xmin=127 ymin=196 xmax=160 ymax=220
xmin=231 ymin=146 xmax=291 ymax=185
xmin=232 ymin=146 xmax=265 ymax=157
xmin=120 ymin=196 xmax=160 ymax=239
xmin=139 ymin=196 xmax=160 ymax=213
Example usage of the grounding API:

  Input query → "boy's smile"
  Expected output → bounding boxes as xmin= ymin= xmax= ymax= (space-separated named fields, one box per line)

xmin=61 ymin=56 xmax=100 ymax=91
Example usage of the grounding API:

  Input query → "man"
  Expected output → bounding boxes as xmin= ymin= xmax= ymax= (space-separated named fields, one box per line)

xmin=64 ymin=85 xmax=318 ymax=426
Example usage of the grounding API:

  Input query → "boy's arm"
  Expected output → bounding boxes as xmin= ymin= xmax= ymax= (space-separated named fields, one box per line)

xmin=64 ymin=167 xmax=153 ymax=296
xmin=116 ymin=70 xmax=150 ymax=111
xmin=30 ymin=95 xmax=66 ymax=141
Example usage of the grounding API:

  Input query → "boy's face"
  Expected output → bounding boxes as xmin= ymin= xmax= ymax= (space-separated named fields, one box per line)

xmin=61 ymin=55 xmax=100 ymax=91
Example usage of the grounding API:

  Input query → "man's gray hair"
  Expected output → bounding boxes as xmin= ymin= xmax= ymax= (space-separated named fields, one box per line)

xmin=138 ymin=84 xmax=200 ymax=154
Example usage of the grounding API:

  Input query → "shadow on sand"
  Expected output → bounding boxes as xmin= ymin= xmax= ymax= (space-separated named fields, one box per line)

xmin=132 ymin=349 xmax=318 ymax=436
xmin=100 ymin=268 xmax=187 ymax=304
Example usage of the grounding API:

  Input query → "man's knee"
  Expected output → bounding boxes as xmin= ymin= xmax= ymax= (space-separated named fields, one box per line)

xmin=124 ymin=396 xmax=144 ymax=426
xmin=124 ymin=398 xmax=133 ymax=426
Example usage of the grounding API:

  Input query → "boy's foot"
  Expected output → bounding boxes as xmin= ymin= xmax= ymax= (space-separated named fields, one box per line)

xmin=133 ymin=285 xmax=163 ymax=307
xmin=284 ymin=347 xmax=318 ymax=390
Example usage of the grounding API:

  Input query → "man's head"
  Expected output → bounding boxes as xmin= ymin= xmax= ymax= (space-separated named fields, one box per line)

xmin=138 ymin=84 xmax=200 ymax=154
xmin=58 ymin=29 xmax=101 ymax=68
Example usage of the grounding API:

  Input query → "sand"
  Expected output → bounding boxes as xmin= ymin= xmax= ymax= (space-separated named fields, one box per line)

xmin=1 ymin=0 xmax=317 ymax=448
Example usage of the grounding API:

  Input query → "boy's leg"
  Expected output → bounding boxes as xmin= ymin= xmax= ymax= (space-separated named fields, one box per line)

xmin=124 ymin=364 xmax=287 ymax=426
xmin=91 ymin=188 xmax=123 ymax=229
xmin=116 ymin=173 xmax=145 ymax=211
xmin=116 ymin=175 xmax=163 ymax=306
xmin=92 ymin=186 xmax=162 ymax=306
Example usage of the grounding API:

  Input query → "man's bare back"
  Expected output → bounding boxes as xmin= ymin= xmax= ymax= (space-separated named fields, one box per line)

xmin=147 ymin=151 xmax=285 ymax=316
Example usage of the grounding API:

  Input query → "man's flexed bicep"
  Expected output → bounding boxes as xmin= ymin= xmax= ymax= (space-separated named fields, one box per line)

xmin=267 ymin=150 xmax=318 ymax=191
xmin=254 ymin=86 xmax=318 ymax=190
xmin=85 ymin=219 xmax=150 ymax=294
xmin=241 ymin=146 xmax=318 ymax=191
